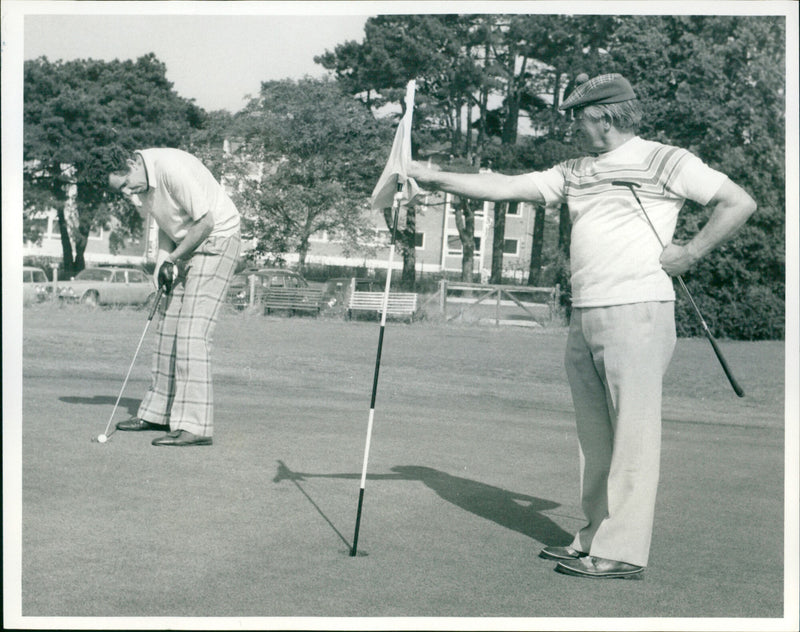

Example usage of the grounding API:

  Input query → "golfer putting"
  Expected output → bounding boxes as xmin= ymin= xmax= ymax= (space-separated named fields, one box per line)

xmin=408 ymin=72 xmax=757 ymax=579
xmin=108 ymin=148 xmax=241 ymax=447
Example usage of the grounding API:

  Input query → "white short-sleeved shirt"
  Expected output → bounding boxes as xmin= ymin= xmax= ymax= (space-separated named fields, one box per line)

xmin=525 ymin=137 xmax=727 ymax=307
xmin=137 ymin=148 xmax=240 ymax=243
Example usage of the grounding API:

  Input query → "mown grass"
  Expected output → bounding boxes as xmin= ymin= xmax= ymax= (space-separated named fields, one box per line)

xmin=10 ymin=302 xmax=788 ymax=621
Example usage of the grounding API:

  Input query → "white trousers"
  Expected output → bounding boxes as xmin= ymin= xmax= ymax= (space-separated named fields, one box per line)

xmin=565 ymin=302 xmax=676 ymax=567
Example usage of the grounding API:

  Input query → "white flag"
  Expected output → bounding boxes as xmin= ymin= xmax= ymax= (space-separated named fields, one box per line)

xmin=370 ymin=80 xmax=420 ymax=210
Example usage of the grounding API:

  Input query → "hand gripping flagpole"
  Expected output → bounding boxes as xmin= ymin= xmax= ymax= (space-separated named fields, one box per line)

xmin=351 ymin=80 xmax=415 ymax=557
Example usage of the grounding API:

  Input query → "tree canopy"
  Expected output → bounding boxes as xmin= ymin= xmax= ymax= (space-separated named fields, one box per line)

xmin=23 ymin=54 xmax=205 ymax=275
xmin=220 ymin=78 xmax=395 ymax=270
xmin=21 ymin=14 xmax=786 ymax=339
xmin=317 ymin=13 xmax=785 ymax=339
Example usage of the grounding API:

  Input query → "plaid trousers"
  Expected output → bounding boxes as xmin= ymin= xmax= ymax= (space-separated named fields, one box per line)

xmin=138 ymin=232 xmax=240 ymax=437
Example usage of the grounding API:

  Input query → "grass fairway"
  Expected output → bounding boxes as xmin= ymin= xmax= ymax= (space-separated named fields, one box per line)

xmin=12 ymin=304 xmax=788 ymax=626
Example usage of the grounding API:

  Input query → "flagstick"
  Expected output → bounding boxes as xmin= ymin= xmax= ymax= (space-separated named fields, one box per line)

xmin=350 ymin=181 xmax=403 ymax=557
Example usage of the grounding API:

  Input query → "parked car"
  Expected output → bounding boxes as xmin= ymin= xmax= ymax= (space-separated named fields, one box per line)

xmin=57 ymin=267 xmax=155 ymax=307
xmin=321 ymin=277 xmax=380 ymax=309
xmin=228 ymin=268 xmax=309 ymax=310
xmin=23 ymin=266 xmax=51 ymax=305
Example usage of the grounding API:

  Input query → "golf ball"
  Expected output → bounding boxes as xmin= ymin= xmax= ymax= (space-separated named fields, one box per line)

xmin=97 ymin=434 xmax=107 ymax=443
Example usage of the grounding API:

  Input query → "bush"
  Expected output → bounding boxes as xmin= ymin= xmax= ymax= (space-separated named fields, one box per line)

xmin=674 ymin=283 xmax=784 ymax=341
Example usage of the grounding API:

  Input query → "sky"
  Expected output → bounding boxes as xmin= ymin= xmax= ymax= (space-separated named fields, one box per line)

xmin=22 ymin=11 xmax=372 ymax=112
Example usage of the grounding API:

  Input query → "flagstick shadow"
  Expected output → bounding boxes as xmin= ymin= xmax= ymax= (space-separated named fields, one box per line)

xmin=274 ymin=461 xmax=573 ymax=547
xmin=275 ymin=461 xmax=351 ymax=549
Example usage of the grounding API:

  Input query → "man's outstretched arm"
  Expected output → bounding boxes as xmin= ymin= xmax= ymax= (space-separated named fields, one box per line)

xmin=408 ymin=161 xmax=545 ymax=204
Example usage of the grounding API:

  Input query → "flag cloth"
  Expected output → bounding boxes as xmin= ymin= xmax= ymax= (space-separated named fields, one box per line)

xmin=370 ymin=80 xmax=420 ymax=210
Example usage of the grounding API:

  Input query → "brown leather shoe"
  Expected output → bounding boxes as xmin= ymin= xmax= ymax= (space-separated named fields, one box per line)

xmin=116 ymin=418 xmax=170 ymax=432
xmin=555 ymin=555 xmax=644 ymax=579
xmin=539 ymin=545 xmax=588 ymax=561
xmin=151 ymin=430 xmax=212 ymax=447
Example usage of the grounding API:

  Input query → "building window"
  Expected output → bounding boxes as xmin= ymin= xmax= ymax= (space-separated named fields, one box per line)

xmin=503 ymin=239 xmax=519 ymax=256
xmin=447 ymin=234 xmax=461 ymax=255
xmin=310 ymin=230 xmax=329 ymax=242
xmin=415 ymin=232 xmax=424 ymax=249
xmin=506 ymin=204 xmax=520 ymax=216
xmin=447 ymin=234 xmax=481 ymax=255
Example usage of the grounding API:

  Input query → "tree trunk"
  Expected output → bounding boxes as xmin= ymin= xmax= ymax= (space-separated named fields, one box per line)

xmin=550 ymin=70 xmax=562 ymax=136
xmin=558 ymin=202 xmax=571 ymax=255
xmin=297 ymin=240 xmax=308 ymax=274
xmin=502 ymin=95 xmax=520 ymax=145
xmin=56 ymin=204 xmax=75 ymax=278
xmin=527 ymin=204 xmax=546 ymax=285
xmin=452 ymin=196 xmax=475 ymax=282
xmin=452 ymin=99 xmax=462 ymax=156
xmin=491 ymin=201 xmax=509 ymax=284
xmin=400 ymin=204 xmax=416 ymax=289
xmin=502 ymin=56 xmax=527 ymax=145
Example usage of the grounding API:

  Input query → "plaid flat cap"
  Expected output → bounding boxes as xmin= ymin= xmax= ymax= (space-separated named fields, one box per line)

xmin=560 ymin=73 xmax=637 ymax=110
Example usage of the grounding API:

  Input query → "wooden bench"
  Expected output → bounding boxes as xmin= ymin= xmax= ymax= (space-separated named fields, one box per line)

xmin=347 ymin=291 xmax=418 ymax=322
xmin=263 ymin=287 xmax=322 ymax=315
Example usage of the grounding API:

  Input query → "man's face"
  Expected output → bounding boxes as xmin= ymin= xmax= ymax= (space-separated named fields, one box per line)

xmin=570 ymin=108 xmax=607 ymax=153
xmin=109 ymin=155 xmax=148 ymax=196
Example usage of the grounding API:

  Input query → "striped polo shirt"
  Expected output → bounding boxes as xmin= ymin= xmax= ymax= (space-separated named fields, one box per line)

xmin=526 ymin=136 xmax=727 ymax=307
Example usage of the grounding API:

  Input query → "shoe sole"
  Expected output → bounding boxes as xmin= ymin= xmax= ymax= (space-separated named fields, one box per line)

xmin=116 ymin=423 xmax=169 ymax=432
xmin=555 ymin=562 xmax=644 ymax=580
xmin=539 ymin=550 xmax=587 ymax=561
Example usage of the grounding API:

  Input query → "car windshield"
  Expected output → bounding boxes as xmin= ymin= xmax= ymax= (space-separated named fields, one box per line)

xmin=24 ymin=270 xmax=47 ymax=283
xmin=75 ymin=269 xmax=113 ymax=282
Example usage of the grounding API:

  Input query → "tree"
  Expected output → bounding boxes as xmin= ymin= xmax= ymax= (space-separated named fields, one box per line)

xmin=23 ymin=54 xmax=204 ymax=276
xmin=606 ymin=15 xmax=786 ymax=339
xmin=231 ymin=78 xmax=394 ymax=272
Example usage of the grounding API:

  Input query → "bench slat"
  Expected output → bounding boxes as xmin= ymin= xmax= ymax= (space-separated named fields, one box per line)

xmin=263 ymin=288 xmax=322 ymax=313
xmin=347 ymin=291 xmax=418 ymax=316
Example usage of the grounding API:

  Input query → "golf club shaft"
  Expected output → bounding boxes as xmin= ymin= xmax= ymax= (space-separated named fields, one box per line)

xmin=675 ymin=276 xmax=745 ymax=397
xmin=102 ymin=288 xmax=163 ymax=435
xmin=612 ymin=181 xmax=744 ymax=397
xmin=351 ymin=185 xmax=402 ymax=557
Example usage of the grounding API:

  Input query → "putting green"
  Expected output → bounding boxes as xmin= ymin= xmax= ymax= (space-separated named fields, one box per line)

xmin=12 ymin=305 xmax=788 ymax=624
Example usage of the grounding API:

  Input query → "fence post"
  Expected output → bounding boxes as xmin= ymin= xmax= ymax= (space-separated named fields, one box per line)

xmin=249 ymin=274 xmax=256 ymax=307
xmin=439 ymin=279 xmax=447 ymax=316
xmin=551 ymin=283 xmax=560 ymax=319
xmin=51 ymin=263 xmax=59 ymax=300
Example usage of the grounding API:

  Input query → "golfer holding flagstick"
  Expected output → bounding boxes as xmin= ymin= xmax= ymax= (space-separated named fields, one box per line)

xmin=408 ymin=72 xmax=756 ymax=579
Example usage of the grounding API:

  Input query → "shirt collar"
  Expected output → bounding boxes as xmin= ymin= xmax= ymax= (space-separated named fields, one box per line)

xmin=135 ymin=149 xmax=156 ymax=190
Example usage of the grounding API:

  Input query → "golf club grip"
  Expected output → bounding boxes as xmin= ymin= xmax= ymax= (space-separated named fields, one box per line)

xmin=703 ymin=328 xmax=745 ymax=397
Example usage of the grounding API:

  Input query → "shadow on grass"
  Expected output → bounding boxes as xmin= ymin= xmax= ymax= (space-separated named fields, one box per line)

xmin=60 ymin=395 xmax=140 ymax=417
xmin=274 ymin=461 xmax=573 ymax=548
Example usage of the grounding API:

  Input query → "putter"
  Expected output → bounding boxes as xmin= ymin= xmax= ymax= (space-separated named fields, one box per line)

xmin=611 ymin=180 xmax=744 ymax=397
xmin=95 ymin=287 xmax=164 ymax=442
